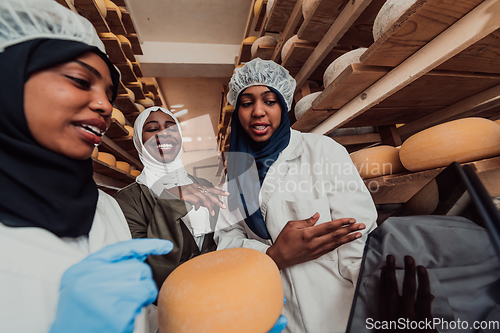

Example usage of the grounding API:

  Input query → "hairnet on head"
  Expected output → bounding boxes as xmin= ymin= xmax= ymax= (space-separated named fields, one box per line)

xmin=227 ymin=58 xmax=296 ymax=111
xmin=0 ymin=0 xmax=106 ymax=53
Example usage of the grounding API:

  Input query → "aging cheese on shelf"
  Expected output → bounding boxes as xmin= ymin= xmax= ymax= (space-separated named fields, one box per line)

xmin=95 ymin=0 xmax=107 ymax=18
xmin=115 ymin=161 xmax=131 ymax=174
xmin=253 ymin=0 xmax=266 ymax=17
xmin=281 ymin=35 xmax=309 ymax=61
xmin=399 ymin=117 xmax=500 ymax=172
xmin=111 ymin=108 xmax=126 ymax=126
xmin=158 ymin=248 xmax=283 ymax=333
xmin=266 ymin=0 xmax=274 ymax=17
xmin=91 ymin=147 xmax=99 ymax=159
xmin=137 ymin=98 xmax=154 ymax=108
xmin=125 ymin=87 xmax=135 ymax=103
xmin=251 ymin=36 xmax=277 ymax=59
xmin=350 ymin=145 xmax=406 ymax=179
xmin=104 ymin=0 xmax=121 ymax=20
xmin=130 ymin=169 xmax=141 ymax=178
xmin=302 ymin=0 xmax=318 ymax=19
xmin=116 ymin=35 xmax=132 ymax=49
xmin=373 ymin=0 xmax=418 ymax=41
xmin=294 ymin=91 xmax=322 ymax=120
xmin=97 ymin=152 xmax=116 ymax=167
xmin=135 ymin=103 xmax=146 ymax=113
xmin=323 ymin=48 xmax=367 ymax=89
xmin=124 ymin=125 xmax=134 ymax=137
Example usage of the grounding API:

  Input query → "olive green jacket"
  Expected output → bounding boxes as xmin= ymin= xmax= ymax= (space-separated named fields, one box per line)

xmin=114 ymin=175 xmax=218 ymax=291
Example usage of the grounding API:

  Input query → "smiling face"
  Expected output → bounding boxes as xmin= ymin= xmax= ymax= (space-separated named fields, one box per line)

xmin=23 ymin=52 xmax=114 ymax=160
xmin=142 ymin=111 xmax=182 ymax=163
xmin=237 ymin=85 xmax=282 ymax=143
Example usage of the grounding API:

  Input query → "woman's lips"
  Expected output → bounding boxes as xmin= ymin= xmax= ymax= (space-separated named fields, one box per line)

xmin=251 ymin=123 xmax=269 ymax=135
xmin=74 ymin=121 xmax=106 ymax=145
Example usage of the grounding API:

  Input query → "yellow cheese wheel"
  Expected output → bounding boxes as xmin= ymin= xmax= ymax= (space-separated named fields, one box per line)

xmin=145 ymin=92 xmax=155 ymax=100
xmin=134 ymin=103 xmax=145 ymax=113
xmin=254 ymin=0 xmax=266 ymax=17
xmin=223 ymin=105 xmax=234 ymax=113
xmin=124 ymin=125 xmax=134 ymax=136
xmin=116 ymin=35 xmax=132 ymax=49
xmin=91 ymin=146 xmax=99 ymax=159
xmin=137 ymin=98 xmax=154 ymax=108
xmin=495 ymin=119 xmax=500 ymax=126
xmin=104 ymin=0 xmax=121 ymax=20
xmin=242 ymin=36 xmax=258 ymax=45
xmin=115 ymin=161 xmax=131 ymax=174
xmin=126 ymin=59 xmax=134 ymax=71
xmin=98 ymin=32 xmax=118 ymax=40
xmin=399 ymin=117 xmax=500 ymax=172
xmin=130 ymin=169 xmax=141 ymax=177
xmin=95 ymin=0 xmax=107 ymax=18
xmin=97 ymin=152 xmax=116 ymax=167
xmin=125 ymin=87 xmax=135 ymax=103
xmin=111 ymin=108 xmax=125 ymax=126
xmin=251 ymin=36 xmax=277 ymax=59
xmin=158 ymin=248 xmax=283 ymax=333
xmin=350 ymin=145 xmax=406 ymax=179
xmin=324 ymin=48 xmax=367 ymax=89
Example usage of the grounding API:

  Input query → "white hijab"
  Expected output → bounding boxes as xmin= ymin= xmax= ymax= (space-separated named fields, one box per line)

xmin=133 ymin=107 xmax=211 ymax=239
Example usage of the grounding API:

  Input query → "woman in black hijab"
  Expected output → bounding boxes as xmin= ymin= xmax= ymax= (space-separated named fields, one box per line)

xmin=0 ymin=1 xmax=172 ymax=332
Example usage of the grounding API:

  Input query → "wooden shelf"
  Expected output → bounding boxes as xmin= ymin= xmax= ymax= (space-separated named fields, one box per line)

xmin=125 ymin=81 xmax=146 ymax=100
xmin=114 ymin=95 xmax=139 ymax=114
xmin=120 ymin=8 xmax=137 ymax=34
xmin=254 ymin=45 xmax=276 ymax=60
xmin=73 ymin=0 xmax=110 ymax=33
xmin=111 ymin=136 xmax=139 ymax=161
xmin=99 ymin=136 xmax=141 ymax=170
xmin=127 ymin=34 xmax=143 ymax=55
xmin=100 ymin=35 xmax=128 ymax=63
xmin=105 ymin=6 xmax=127 ymax=35
xmin=366 ymin=156 xmax=500 ymax=205
xmin=297 ymin=0 xmax=346 ymax=42
xmin=254 ymin=1 xmax=268 ymax=32
xmin=264 ymin=0 xmax=298 ymax=33
xmin=92 ymin=157 xmax=136 ymax=184
xmin=106 ymin=119 xmax=129 ymax=138
xmin=115 ymin=62 xmax=138 ymax=83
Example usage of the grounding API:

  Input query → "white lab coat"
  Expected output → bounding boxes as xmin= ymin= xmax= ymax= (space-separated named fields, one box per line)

xmin=215 ymin=130 xmax=378 ymax=333
xmin=0 ymin=190 xmax=150 ymax=333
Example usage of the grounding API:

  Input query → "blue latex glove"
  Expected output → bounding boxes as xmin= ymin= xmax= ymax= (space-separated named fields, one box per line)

xmin=50 ymin=239 xmax=173 ymax=333
xmin=268 ymin=315 xmax=288 ymax=333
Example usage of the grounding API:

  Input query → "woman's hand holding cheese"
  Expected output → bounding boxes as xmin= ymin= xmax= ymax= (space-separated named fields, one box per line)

xmin=266 ymin=213 xmax=366 ymax=270
xmin=167 ymin=183 xmax=229 ymax=216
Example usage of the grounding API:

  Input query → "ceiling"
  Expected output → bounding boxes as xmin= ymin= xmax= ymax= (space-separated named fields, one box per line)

xmin=125 ymin=0 xmax=254 ymax=137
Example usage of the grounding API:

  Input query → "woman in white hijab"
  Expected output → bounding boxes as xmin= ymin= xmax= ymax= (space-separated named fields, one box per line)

xmin=115 ymin=107 xmax=228 ymax=291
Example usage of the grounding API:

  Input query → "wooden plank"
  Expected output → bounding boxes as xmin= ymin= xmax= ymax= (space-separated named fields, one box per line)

xmin=361 ymin=0 xmax=482 ymax=67
xmin=100 ymin=136 xmax=141 ymax=169
xmin=105 ymin=7 xmax=127 ymax=35
xmin=331 ymin=133 xmax=381 ymax=146
xmin=114 ymin=95 xmax=138 ymax=114
xmin=105 ymin=119 xmax=129 ymax=138
xmin=100 ymin=36 xmax=128 ymax=63
xmin=266 ymin=0 xmax=298 ymax=33
xmin=120 ymin=42 xmax=136 ymax=63
xmin=271 ymin=0 xmax=304 ymax=63
xmin=74 ymin=0 xmax=110 ymax=33
xmin=254 ymin=45 xmax=276 ymax=60
xmin=239 ymin=42 xmax=254 ymax=63
xmin=119 ymin=8 xmax=136 ymax=34
xmin=115 ymin=63 xmax=138 ymax=83
xmin=311 ymin=0 xmax=500 ymax=135
xmin=297 ymin=0 xmax=347 ymax=42
xmin=255 ymin=1 xmax=268 ymax=31
xmin=379 ymin=125 xmax=402 ymax=146
xmin=132 ymin=61 xmax=143 ymax=78
xmin=92 ymin=158 xmax=136 ymax=184
xmin=291 ymin=107 xmax=334 ymax=132
xmin=344 ymin=106 xmax=443 ymax=128
xmin=125 ymin=81 xmax=146 ymax=100
xmin=242 ymin=0 xmax=258 ymax=39
xmin=127 ymin=34 xmax=143 ymax=55
xmin=281 ymin=42 xmax=316 ymax=76
xmin=478 ymin=167 xmax=500 ymax=197
xmin=294 ymin=0 xmax=373 ymax=90
xmin=399 ymin=83 xmax=500 ymax=138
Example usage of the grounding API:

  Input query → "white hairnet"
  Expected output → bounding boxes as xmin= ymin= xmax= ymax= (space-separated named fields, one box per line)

xmin=227 ymin=58 xmax=296 ymax=111
xmin=0 ymin=0 xmax=105 ymax=53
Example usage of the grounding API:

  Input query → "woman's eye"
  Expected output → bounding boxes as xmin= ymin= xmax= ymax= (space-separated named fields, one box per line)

xmin=241 ymin=102 xmax=253 ymax=107
xmin=65 ymin=75 xmax=90 ymax=89
xmin=265 ymin=100 xmax=277 ymax=106
xmin=145 ymin=128 xmax=159 ymax=132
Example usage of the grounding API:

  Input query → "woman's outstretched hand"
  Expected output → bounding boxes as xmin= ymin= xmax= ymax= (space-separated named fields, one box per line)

xmin=167 ymin=184 xmax=229 ymax=216
xmin=265 ymin=213 xmax=365 ymax=270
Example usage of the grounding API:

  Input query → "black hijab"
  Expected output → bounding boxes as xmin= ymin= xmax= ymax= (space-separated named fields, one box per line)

xmin=227 ymin=86 xmax=291 ymax=239
xmin=0 ymin=39 xmax=119 ymax=238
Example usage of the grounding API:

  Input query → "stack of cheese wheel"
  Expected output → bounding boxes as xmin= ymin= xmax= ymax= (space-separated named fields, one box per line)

xmin=281 ymin=35 xmax=309 ymax=61
xmin=137 ymin=98 xmax=154 ymax=108
xmin=350 ymin=145 xmax=406 ymax=179
xmin=323 ymin=48 xmax=367 ymax=89
xmin=158 ymin=248 xmax=283 ymax=333
xmin=251 ymin=36 xmax=277 ymax=59
xmin=302 ymin=0 xmax=318 ymax=19
xmin=95 ymin=0 xmax=107 ymax=18
xmin=135 ymin=103 xmax=146 ymax=113
xmin=130 ymin=169 xmax=141 ymax=178
xmin=125 ymin=125 xmax=134 ymax=137
xmin=116 ymin=161 xmax=131 ymax=174
xmin=294 ymin=91 xmax=322 ymax=120
xmin=111 ymin=108 xmax=126 ymax=126
xmin=399 ymin=117 xmax=500 ymax=172
xmin=97 ymin=152 xmax=116 ymax=167
xmin=104 ymin=0 xmax=121 ymax=20
xmin=372 ymin=0 xmax=418 ymax=41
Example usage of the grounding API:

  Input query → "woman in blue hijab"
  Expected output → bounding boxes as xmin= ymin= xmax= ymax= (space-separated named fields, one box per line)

xmin=216 ymin=58 xmax=378 ymax=333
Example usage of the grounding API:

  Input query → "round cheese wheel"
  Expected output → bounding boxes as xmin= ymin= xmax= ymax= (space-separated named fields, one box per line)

xmin=399 ymin=117 xmax=500 ymax=172
xmin=266 ymin=0 xmax=275 ymax=17
xmin=294 ymin=91 xmax=322 ymax=120
xmin=98 ymin=32 xmax=118 ymax=40
xmin=111 ymin=108 xmax=125 ymax=126
xmin=91 ymin=146 xmax=99 ymax=159
xmin=95 ymin=0 xmax=107 ymax=18
xmin=323 ymin=48 xmax=367 ymax=89
xmin=254 ymin=0 xmax=266 ymax=17
xmin=158 ymin=248 xmax=283 ymax=333
xmin=135 ymin=103 xmax=145 ymax=113
xmin=125 ymin=87 xmax=135 ymax=103
xmin=251 ymin=36 xmax=277 ymax=59
xmin=145 ymin=92 xmax=155 ymax=100
xmin=126 ymin=59 xmax=134 ymax=71
xmin=350 ymin=145 xmax=406 ymax=179
xmin=97 ymin=152 xmax=116 ymax=167
xmin=130 ymin=169 xmax=141 ymax=177
xmin=115 ymin=161 xmax=131 ymax=174
xmin=137 ymin=98 xmax=154 ymax=108
xmin=281 ymin=35 xmax=309 ymax=61
xmin=223 ymin=105 xmax=234 ymax=113
xmin=124 ymin=125 xmax=134 ymax=136
xmin=242 ymin=36 xmax=258 ymax=45
xmin=302 ymin=0 xmax=318 ymax=19
xmin=104 ymin=0 xmax=121 ymax=20
xmin=373 ymin=0 xmax=418 ymax=41
xmin=116 ymin=35 xmax=132 ymax=49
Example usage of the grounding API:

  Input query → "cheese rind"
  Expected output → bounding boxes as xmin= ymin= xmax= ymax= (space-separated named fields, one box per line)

xmin=399 ymin=118 xmax=500 ymax=172
xmin=97 ymin=152 xmax=116 ymax=167
xmin=115 ymin=161 xmax=131 ymax=173
xmin=350 ymin=145 xmax=405 ymax=179
xmin=324 ymin=48 xmax=367 ymax=89
xmin=158 ymin=248 xmax=283 ymax=333
xmin=111 ymin=108 xmax=126 ymax=126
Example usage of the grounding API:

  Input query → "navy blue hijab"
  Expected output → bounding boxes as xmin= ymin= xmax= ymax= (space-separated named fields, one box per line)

xmin=227 ymin=86 xmax=290 ymax=239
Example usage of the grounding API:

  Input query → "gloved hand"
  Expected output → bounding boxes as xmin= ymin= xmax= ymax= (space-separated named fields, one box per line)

xmin=50 ymin=239 xmax=173 ymax=333
xmin=268 ymin=315 xmax=288 ymax=333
